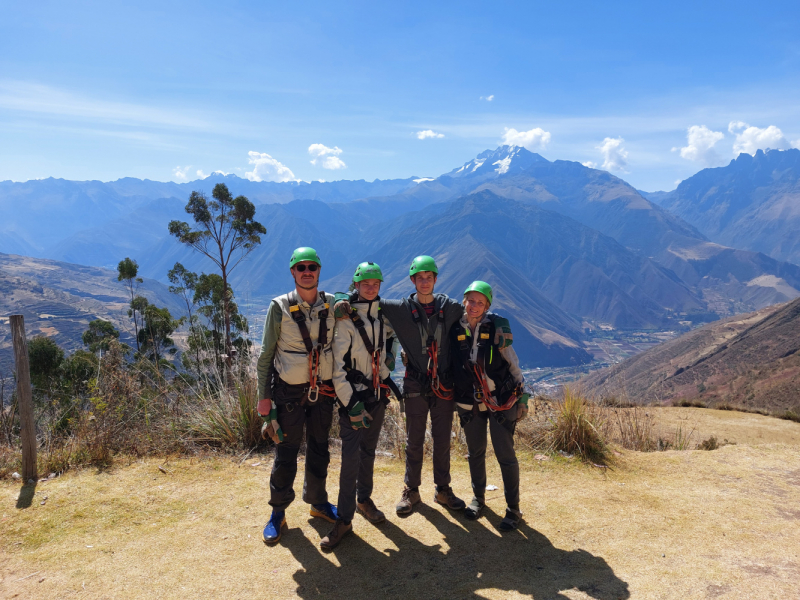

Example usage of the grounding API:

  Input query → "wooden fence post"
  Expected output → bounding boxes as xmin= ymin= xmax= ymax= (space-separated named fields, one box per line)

xmin=10 ymin=315 xmax=37 ymax=482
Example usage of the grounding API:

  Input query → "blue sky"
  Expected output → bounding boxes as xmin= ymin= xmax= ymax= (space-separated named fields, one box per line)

xmin=1 ymin=0 xmax=799 ymax=190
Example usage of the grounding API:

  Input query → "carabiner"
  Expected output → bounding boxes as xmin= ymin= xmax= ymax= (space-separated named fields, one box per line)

xmin=307 ymin=385 xmax=320 ymax=404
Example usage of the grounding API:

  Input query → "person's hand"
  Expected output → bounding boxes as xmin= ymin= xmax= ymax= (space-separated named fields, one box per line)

xmin=258 ymin=398 xmax=284 ymax=443
xmin=516 ymin=393 xmax=530 ymax=421
xmin=348 ymin=401 xmax=373 ymax=430
xmin=493 ymin=316 xmax=513 ymax=348
xmin=334 ymin=300 xmax=352 ymax=319
xmin=257 ymin=398 xmax=272 ymax=417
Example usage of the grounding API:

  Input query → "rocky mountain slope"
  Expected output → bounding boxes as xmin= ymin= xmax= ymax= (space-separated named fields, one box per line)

xmin=655 ymin=148 xmax=800 ymax=265
xmin=580 ymin=296 xmax=800 ymax=412
xmin=0 ymin=253 xmax=183 ymax=372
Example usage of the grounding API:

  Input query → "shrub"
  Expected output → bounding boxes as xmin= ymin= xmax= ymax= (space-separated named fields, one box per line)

xmin=547 ymin=387 xmax=608 ymax=464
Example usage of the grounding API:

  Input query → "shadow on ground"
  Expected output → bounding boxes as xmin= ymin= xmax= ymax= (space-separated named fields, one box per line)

xmin=16 ymin=482 xmax=36 ymax=509
xmin=283 ymin=502 xmax=630 ymax=599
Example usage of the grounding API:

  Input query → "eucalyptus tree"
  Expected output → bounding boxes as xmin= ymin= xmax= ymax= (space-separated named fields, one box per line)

xmin=168 ymin=183 xmax=266 ymax=367
xmin=117 ymin=257 xmax=144 ymax=352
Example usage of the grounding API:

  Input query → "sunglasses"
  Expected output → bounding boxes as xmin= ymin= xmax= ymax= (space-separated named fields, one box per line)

xmin=294 ymin=263 xmax=319 ymax=272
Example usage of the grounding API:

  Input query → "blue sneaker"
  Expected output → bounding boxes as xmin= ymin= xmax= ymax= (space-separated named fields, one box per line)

xmin=262 ymin=510 xmax=286 ymax=544
xmin=310 ymin=502 xmax=338 ymax=523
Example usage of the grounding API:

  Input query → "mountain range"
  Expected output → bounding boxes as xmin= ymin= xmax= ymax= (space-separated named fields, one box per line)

xmin=653 ymin=148 xmax=800 ymax=266
xmin=4 ymin=145 xmax=800 ymax=368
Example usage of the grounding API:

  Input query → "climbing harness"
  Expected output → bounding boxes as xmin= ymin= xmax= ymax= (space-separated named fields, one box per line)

xmin=458 ymin=318 xmax=519 ymax=412
xmin=288 ymin=290 xmax=335 ymax=403
xmin=346 ymin=302 xmax=390 ymax=402
xmin=409 ymin=298 xmax=453 ymax=401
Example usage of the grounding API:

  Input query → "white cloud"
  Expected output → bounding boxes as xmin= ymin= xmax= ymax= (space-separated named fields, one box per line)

xmin=173 ymin=165 xmax=192 ymax=182
xmin=501 ymin=127 xmax=551 ymax=151
xmin=728 ymin=121 xmax=790 ymax=156
xmin=308 ymin=143 xmax=347 ymax=169
xmin=676 ymin=125 xmax=725 ymax=166
xmin=416 ymin=129 xmax=444 ymax=140
xmin=596 ymin=137 xmax=628 ymax=172
xmin=245 ymin=151 xmax=296 ymax=182
xmin=480 ymin=95 xmax=495 ymax=101
xmin=582 ymin=161 xmax=597 ymax=169
xmin=196 ymin=169 xmax=208 ymax=179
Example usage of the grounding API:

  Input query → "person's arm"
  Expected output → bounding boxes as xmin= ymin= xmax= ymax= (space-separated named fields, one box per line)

xmin=378 ymin=297 xmax=405 ymax=323
xmin=381 ymin=320 xmax=396 ymax=378
xmin=498 ymin=345 xmax=524 ymax=385
xmin=332 ymin=321 xmax=354 ymax=407
xmin=257 ymin=301 xmax=282 ymax=400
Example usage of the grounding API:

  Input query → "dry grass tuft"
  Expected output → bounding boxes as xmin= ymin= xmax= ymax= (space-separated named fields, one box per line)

xmin=547 ymin=387 xmax=609 ymax=464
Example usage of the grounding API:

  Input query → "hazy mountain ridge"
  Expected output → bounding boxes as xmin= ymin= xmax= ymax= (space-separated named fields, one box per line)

xmin=655 ymin=148 xmax=800 ymax=265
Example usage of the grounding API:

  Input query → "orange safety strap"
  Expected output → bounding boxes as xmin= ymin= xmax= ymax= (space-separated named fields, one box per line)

xmin=428 ymin=340 xmax=453 ymax=400
xmin=471 ymin=364 xmax=517 ymax=411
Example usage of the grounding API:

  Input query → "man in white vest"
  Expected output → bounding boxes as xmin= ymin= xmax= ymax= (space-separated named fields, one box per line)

xmin=257 ymin=247 xmax=339 ymax=544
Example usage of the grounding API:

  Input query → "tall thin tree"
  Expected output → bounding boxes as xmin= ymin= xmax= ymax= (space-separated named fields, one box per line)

xmin=118 ymin=257 xmax=144 ymax=352
xmin=168 ymin=183 xmax=266 ymax=367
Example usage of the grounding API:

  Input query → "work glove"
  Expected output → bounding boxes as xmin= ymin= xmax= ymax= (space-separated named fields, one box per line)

xmin=493 ymin=316 xmax=513 ymax=348
xmin=348 ymin=400 xmax=373 ymax=430
xmin=516 ymin=393 xmax=530 ymax=422
xmin=333 ymin=293 xmax=351 ymax=319
xmin=258 ymin=398 xmax=284 ymax=443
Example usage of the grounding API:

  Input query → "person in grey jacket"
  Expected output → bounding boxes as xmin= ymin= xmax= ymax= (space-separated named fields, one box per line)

xmin=256 ymin=247 xmax=339 ymax=545
xmin=320 ymin=261 xmax=397 ymax=550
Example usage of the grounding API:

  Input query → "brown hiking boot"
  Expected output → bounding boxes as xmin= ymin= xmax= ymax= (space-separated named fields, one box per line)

xmin=320 ymin=519 xmax=352 ymax=550
xmin=433 ymin=485 xmax=466 ymax=510
xmin=395 ymin=486 xmax=421 ymax=515
xmin=357 ymin=498 xmax=386 ymax=524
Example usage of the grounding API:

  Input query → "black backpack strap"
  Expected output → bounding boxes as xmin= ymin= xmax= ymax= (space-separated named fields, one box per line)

xmin=348 ymin=310 xmax=376 ymax=355
xmin=288 ymin=292 xmax=314 ymax=354
xmin=317 ymin=291 xmax=330 ymax=347
xmin=288 ymin=291 xmax=330 ymax=354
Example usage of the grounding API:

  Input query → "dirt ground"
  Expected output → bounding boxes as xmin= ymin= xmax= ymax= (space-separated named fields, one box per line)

xmin=1 ymin=410 xmax=799 ymax=599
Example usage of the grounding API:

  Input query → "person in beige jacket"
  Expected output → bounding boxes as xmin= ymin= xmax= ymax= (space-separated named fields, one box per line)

xmin=257 ymin=247 xmax=339 ymax=545
xmin=320 ymin=261 xmax=397 ymax=550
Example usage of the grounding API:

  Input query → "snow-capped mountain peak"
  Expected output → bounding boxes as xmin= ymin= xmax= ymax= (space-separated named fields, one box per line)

xmin=446 ymin=145 xmax=547 ymax=179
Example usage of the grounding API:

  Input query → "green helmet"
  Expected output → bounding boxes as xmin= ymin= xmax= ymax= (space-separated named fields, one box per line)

xmin=289 ymin=247 xmax=321 ymax=268
xmin=353 ymin=261 xmax=384 ymax=282
xmin=409 ymin=255 xmax=438 ymax=277
xmin=464 ymin=280 xmax=493 ymax=305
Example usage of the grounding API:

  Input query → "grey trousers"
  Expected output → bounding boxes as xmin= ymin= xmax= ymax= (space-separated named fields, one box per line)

xmin=461 ymin=404 xmax=520 ymax=509
xmin=403 ymin=379 xmax=455 ymax=489
xmin=337 ymin=401 xmax=386 ymax=523
xmin=268 ymin=399 xmax=334 ymax=511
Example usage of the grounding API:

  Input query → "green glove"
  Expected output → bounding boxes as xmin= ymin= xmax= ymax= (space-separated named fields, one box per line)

xmin=493 ymin=316 xmax=513 ymax=348
xmin=333 ymin=292 xmax=351 ymax=319
xmin=258 ymin=398 xmax=284 ymax=443
xmin=385 ymin=351 xmax=396 ymax=372
xmin=516 ymin=392 xmax=530 ymax=422
xmin=348 ymin=400 xmax=373 ymax=430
